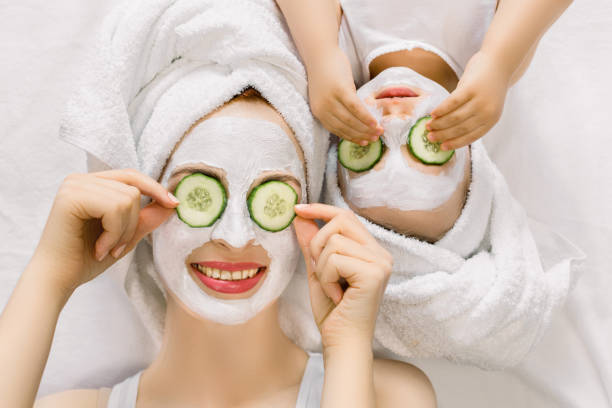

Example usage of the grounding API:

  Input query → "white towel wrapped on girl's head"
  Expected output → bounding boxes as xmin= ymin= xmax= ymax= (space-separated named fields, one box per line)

xmin=295 ymin=140 xmax=584 ymax=370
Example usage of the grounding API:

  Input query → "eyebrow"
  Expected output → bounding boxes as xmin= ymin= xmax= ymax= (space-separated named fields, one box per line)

xmin=167 ymin=164 xmax=226 ymax=190
xmin=247 ymin=171 xmax=303 ymax=201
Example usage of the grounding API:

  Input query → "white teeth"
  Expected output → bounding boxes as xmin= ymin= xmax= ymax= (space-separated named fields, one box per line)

xmin=193 ymin=264 xmax=261 ymax=281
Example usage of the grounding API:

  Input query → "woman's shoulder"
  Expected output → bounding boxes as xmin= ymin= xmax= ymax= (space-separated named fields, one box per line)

xmin=35 ymin=388 xmax=109 ymax=408
xmin=372 ymin=358 xmax=437 ymax=408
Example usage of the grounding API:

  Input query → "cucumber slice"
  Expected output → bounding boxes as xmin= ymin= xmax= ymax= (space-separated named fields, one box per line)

xmin=337 ymin=138 xmax=384 ymax=172
xmin=174 ymin=173 xmax=227 ymax=227
xmin=247 ymin=181 xmax=297 ymax=232
xmin=407 ymin=116 xmax=455 ymax=165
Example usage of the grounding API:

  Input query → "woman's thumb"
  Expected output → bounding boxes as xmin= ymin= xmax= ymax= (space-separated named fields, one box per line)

xmin=131 ymin=201 xmax=175 ymax=245
xmin=293 ymin=216 xmax=319 ymax=264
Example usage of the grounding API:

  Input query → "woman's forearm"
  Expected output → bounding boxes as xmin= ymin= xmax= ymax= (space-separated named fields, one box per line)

xmin=483 ymin=0 xmax=573 ymax=83
xmin=0 ymin=253 xmax=71 ymax=407
xmin=322 ymin=342 xmax=375 ymax=408
xmin=274 ymin=0 xmax=341 ymax=74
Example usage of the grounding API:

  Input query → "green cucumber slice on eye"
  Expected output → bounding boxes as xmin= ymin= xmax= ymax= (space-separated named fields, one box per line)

xmin=337 ymin=138 xmax=384 ymax=172
xmin=247 ymin=180 xmax=298 ymax=232
xmin=174 ymin=173 xmax=227 ymax=227
xmin=407 ymin=116 xmax=454 ymax=165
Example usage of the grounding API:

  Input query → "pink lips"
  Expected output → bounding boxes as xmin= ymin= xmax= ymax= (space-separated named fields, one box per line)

xmin=190 ymin=262 xmax=266 ymax=294
xmin=376 ymin=87 xmax=418 ymax=99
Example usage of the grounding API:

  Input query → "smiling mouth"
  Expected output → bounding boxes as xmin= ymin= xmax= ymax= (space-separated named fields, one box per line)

xmin=190 ymin=262 xmax=267 ymax=294
xmin=375 ymin=87 xmax=419 ymax=99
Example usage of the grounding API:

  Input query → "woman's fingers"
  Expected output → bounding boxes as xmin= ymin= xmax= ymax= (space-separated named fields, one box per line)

xmin=128 ymin=202 xmax=176 ymax=250
xmin=295 ymin=205 xmax=374 ymax=260
xmin=93 ymin=168 xmax=180 ymax=208
xmin=317 ymin=233 xmax=379 ymax=270
xmin=293 ymin=216 xmax=337 ymax=322
xmin=74 ymin=169 xmax=178 ymax=261
xmin=317 ymin=253 xmax=388 ymax=298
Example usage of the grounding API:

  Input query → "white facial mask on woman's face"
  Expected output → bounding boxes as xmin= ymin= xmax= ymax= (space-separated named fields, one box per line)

xmin=340 ymin=67 xmax=468 ymax=211
xmin=152 ymin=116 xmax=305 ymax=325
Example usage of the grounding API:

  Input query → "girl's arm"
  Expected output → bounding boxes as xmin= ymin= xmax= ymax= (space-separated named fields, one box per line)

xmin=274 ymin=0 xmax=382 ymax=144
xmin=0 ymin=170 xmax=177 ymax=407
xmin=427 ymin=0 xmax=573 ymax=150
xmin=484 ymin=0 xmax=573 ymax=85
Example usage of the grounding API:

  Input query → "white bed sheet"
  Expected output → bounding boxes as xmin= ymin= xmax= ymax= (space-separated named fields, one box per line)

xmin=0 ymin=0 xmax=610 ymax=406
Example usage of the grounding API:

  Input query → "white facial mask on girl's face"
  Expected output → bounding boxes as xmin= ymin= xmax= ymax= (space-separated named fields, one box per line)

xmin=340 ymin=67 xmax=468 ymax=211
xmin=152 ymin=116 xmax=305 ymax=325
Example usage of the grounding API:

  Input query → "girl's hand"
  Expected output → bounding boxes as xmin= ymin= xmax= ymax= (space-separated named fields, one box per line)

xmin=427 ymin=51 xmax=511 ymax=150
xmin=33 ymin=169 xmax=179 ymax=296
xmin=293 ymin=204 xmax=393 ymax=350
xmin=307 ymin=47 xmax=383 ymax=145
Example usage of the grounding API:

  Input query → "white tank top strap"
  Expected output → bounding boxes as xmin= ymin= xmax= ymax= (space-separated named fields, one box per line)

xmin=106 ymin=370 xmax=143 ymax=408
xmin=295 ymin=352 xmax=325 ymax=408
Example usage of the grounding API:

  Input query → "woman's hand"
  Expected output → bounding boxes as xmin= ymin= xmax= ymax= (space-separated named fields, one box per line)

xmin=293 ymin=203 xmax=393 ymax=350
xmin=33 ymin=168 xmax=179 ymax=297
xmin=307 ymin=47 xmax=383 ymax=145
xmin=426 ymin=51 xmax=511 ymax=150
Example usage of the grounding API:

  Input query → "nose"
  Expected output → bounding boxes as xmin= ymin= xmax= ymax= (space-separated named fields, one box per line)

xmin=210 ymin=199 xmax=256 ymax=249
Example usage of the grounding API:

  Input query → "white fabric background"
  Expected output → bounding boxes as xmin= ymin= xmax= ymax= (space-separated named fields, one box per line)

xmin=0 ymin=1 xmax=609 ymax=406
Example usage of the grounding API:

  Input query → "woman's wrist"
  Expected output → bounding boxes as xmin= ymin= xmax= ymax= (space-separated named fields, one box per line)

xmin=322 ymin=339 xmax=375 ymax=408
xmin=24 ymin=252 xmax=76 ymax=309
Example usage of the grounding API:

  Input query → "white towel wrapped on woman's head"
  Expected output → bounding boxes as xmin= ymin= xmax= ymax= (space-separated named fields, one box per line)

xmin=58 ymin=0 xmax=329 ymax=346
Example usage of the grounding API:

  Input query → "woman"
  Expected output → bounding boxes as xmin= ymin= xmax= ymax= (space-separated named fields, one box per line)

xmin=2 ymin=89 xmax=436 ymax=407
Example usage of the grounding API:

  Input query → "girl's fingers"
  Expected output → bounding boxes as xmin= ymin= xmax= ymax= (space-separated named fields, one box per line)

xmin=427 ymin=101 xmax=477 ymax=132
xmin=431 ymin=88 xmax=473 ymax=119
xmin=440 ymin=125 xmax=487 ymax=151
xmin=334 ymin=101 xmax=376 ymax=134
xmin=93 ymin=168 xmax=179 ymax=209
xmin=428 ymin=114 xmax=483 ymax=143
xmin=339 ymin=93 xmax=380 ymax=131
xmin=327 ymin=112 xmax=372 ymax=144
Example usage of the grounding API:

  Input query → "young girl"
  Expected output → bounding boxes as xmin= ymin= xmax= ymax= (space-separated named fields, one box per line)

xmin=275 ymin=0 xmax=573 ymax=150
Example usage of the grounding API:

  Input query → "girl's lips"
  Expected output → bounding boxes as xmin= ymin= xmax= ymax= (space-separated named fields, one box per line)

xmin=376 ymin=87 xmax=419 ymax=99
xmin=190 ymin=264 xmax=266 ymax=294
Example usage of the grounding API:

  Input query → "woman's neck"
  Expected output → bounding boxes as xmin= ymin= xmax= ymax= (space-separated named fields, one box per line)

xmin=139 ymin=294 xmax=308 ymax=406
